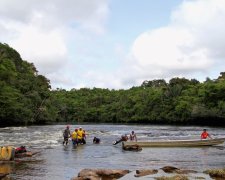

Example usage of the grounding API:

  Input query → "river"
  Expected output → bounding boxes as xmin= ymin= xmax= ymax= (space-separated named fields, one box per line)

xmin=0 ymin=124 xmax=225 ymax=179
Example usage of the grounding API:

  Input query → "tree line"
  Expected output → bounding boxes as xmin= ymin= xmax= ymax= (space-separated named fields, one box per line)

xmin=1 ymin=43 xmax=225 ymax=127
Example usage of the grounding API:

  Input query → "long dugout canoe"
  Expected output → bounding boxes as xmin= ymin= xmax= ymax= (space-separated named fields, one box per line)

xmin=122 ymin=138 xmax=225 ymax=147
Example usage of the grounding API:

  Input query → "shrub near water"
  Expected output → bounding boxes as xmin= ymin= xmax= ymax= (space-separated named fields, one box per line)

xmin=204 ymin=167 xmax=225 ymax=178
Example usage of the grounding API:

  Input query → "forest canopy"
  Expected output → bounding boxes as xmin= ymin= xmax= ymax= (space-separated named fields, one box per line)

xmin=1 ymin=43 xmax=225 ymax=127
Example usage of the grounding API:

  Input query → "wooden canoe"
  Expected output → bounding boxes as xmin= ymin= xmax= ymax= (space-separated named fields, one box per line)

xmin=122 ymin=138 xmax=225 ymax=147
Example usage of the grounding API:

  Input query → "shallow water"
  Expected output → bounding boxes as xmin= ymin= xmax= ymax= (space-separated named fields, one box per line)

xmin=0 ymin=124 xmax=225 ymax=180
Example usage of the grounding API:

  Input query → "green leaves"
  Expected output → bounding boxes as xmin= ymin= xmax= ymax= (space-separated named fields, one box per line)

xmin=0 ymin=43 xmax=51 ymax=126
xmin=1 ymin=42 xmax=225 ymax=126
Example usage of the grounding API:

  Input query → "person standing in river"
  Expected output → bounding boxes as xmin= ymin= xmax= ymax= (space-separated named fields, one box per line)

xmin=63 ymin=125 xmax=71 ymax=145
xmin=71 ymin=128 xmax=79 ymax=146
xmin=129 ymin=131 xmax=137 ymax=142
xmin=77 ymin=127 xmax=86 ymax=144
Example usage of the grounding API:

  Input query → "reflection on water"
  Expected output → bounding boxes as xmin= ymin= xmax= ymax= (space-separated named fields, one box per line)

xmin=0 ymin=124 xmax=225 ymax=180
xmin=0 ymin=163 xmax=14 ymax=174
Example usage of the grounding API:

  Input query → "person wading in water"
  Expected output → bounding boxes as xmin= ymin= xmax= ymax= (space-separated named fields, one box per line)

xmin=71 ymin=128 xmax=79 ymax=146
xmin=63 ymin=125 xmax=71 ymax=145
xmin=77 ymin=127 xmax=86 ymax=144
xmin=129 ymin=131 xmax=137 ymax=142
xmin=93 ymin=137 xmax=100 ymax=144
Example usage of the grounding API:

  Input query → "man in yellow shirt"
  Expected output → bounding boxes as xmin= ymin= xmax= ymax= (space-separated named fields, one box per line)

xmin=71 ymin=129 xmax=78 ymax=146
xmin=77 ymin=127 xmax=86 ymax=144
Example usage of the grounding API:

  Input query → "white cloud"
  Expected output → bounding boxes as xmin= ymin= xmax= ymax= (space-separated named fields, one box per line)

xmin=0 ymin=0 xmax=109 ymax=32
xmin=171 ymin=0 xmax=225 ymax=59
xmin=1 ymin=0 xmax=225 ymax=89
xmin=0 ymin=0 xmax=109 ymax=89
xmin=126 ymin=0 xmax=225 ymax=85
xmin=132 ymin=27 xmax=211 ymax=70
xmin=82 ymin=70 xmax=123 ymax=89
xmin=10 ymin=26 xmax=67 ymax=73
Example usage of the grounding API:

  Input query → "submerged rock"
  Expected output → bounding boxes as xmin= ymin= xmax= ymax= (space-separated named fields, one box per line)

xmin=154 ymin=175 xmax=189 ymax=180
xmin=161 ymin=166 xmax=179 ymax=173
xmin=122 ymin=144 xmax=142 ymax=151
xmin=175 ymin=169 xmax=197 ymax=174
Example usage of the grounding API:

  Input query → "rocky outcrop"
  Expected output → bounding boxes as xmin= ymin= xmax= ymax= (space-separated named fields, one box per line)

xmin=160 ymin=166 xmax=197 ymax=174
xmin=72 ymin=167 xmax=205 ymax=180
xmin=134 ymin=169 xmax=158 ymax=177
xmin=204 ymin=168 xmax=225 ymax=179
xmin=160 ymin=166 xmax=179 ymax=173
xmin=71 ymin=169 xmax=130 ymax=180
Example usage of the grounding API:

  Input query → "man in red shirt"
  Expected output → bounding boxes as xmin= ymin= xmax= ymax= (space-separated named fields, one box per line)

xmin=201 ymin=129 xmax=212 ymax=139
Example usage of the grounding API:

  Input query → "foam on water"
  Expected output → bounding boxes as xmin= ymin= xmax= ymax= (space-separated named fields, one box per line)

xmin=10 ymin=126 xmax=28 ymax=131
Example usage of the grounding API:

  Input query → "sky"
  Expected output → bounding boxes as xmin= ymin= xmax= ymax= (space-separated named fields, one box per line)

xmin=0 ymin=0 xmax=225 ymax=90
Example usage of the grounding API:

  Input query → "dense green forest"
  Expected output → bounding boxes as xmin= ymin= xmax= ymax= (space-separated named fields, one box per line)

xmin=1 ymin=43 xmax=225 ymax=127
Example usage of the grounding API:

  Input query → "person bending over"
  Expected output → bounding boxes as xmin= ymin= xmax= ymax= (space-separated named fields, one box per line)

xmin=113 ymin=134 xmax=128 ymax=145
xmin=93 ymin=137 xmax=100 ymax=144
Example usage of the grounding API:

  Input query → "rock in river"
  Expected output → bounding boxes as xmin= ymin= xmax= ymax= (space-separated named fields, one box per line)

xmin=72 ymin=169 xmax=130 ymax=180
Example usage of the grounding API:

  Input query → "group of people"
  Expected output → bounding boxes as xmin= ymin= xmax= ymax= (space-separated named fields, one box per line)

xmin=63 ymin=125 xmax=137 ymax=146
xmin=63 ymin=126 xmax=87 ymax=146
xmin=112 ymin=129 xmax=212 ymax=145
xmin=63 ymin=125 xmax=101 ymax=146
xmin=63 ymin=125 xmax=212 ymax=146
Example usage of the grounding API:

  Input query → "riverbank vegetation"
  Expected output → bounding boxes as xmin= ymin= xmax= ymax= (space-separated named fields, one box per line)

xmin=1 ymin=43 xmax=225 ymax=126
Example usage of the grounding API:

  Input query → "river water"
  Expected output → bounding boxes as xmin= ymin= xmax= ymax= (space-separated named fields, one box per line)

xmin=0 ymin=124 xmax=225 ymax=180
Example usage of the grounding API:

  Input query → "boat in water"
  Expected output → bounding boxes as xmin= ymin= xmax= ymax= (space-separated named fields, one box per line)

xmin=122 ymin=138 xmax=225 ymax=147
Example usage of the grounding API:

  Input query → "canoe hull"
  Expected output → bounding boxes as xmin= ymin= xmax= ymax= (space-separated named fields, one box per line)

xmin=122 ymin=138 xmax=225 ymax=147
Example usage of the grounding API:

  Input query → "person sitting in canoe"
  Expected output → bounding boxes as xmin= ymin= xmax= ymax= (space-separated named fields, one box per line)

xmin=93 ymin=137 xmax=100 ymax=144
xmin=201 ymin=129 xmax=212 ymax=139
xmin=113 ymin=134 xmax=128 ymax=145
xmin=129 ymin=131 xmax=137 ymax=142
